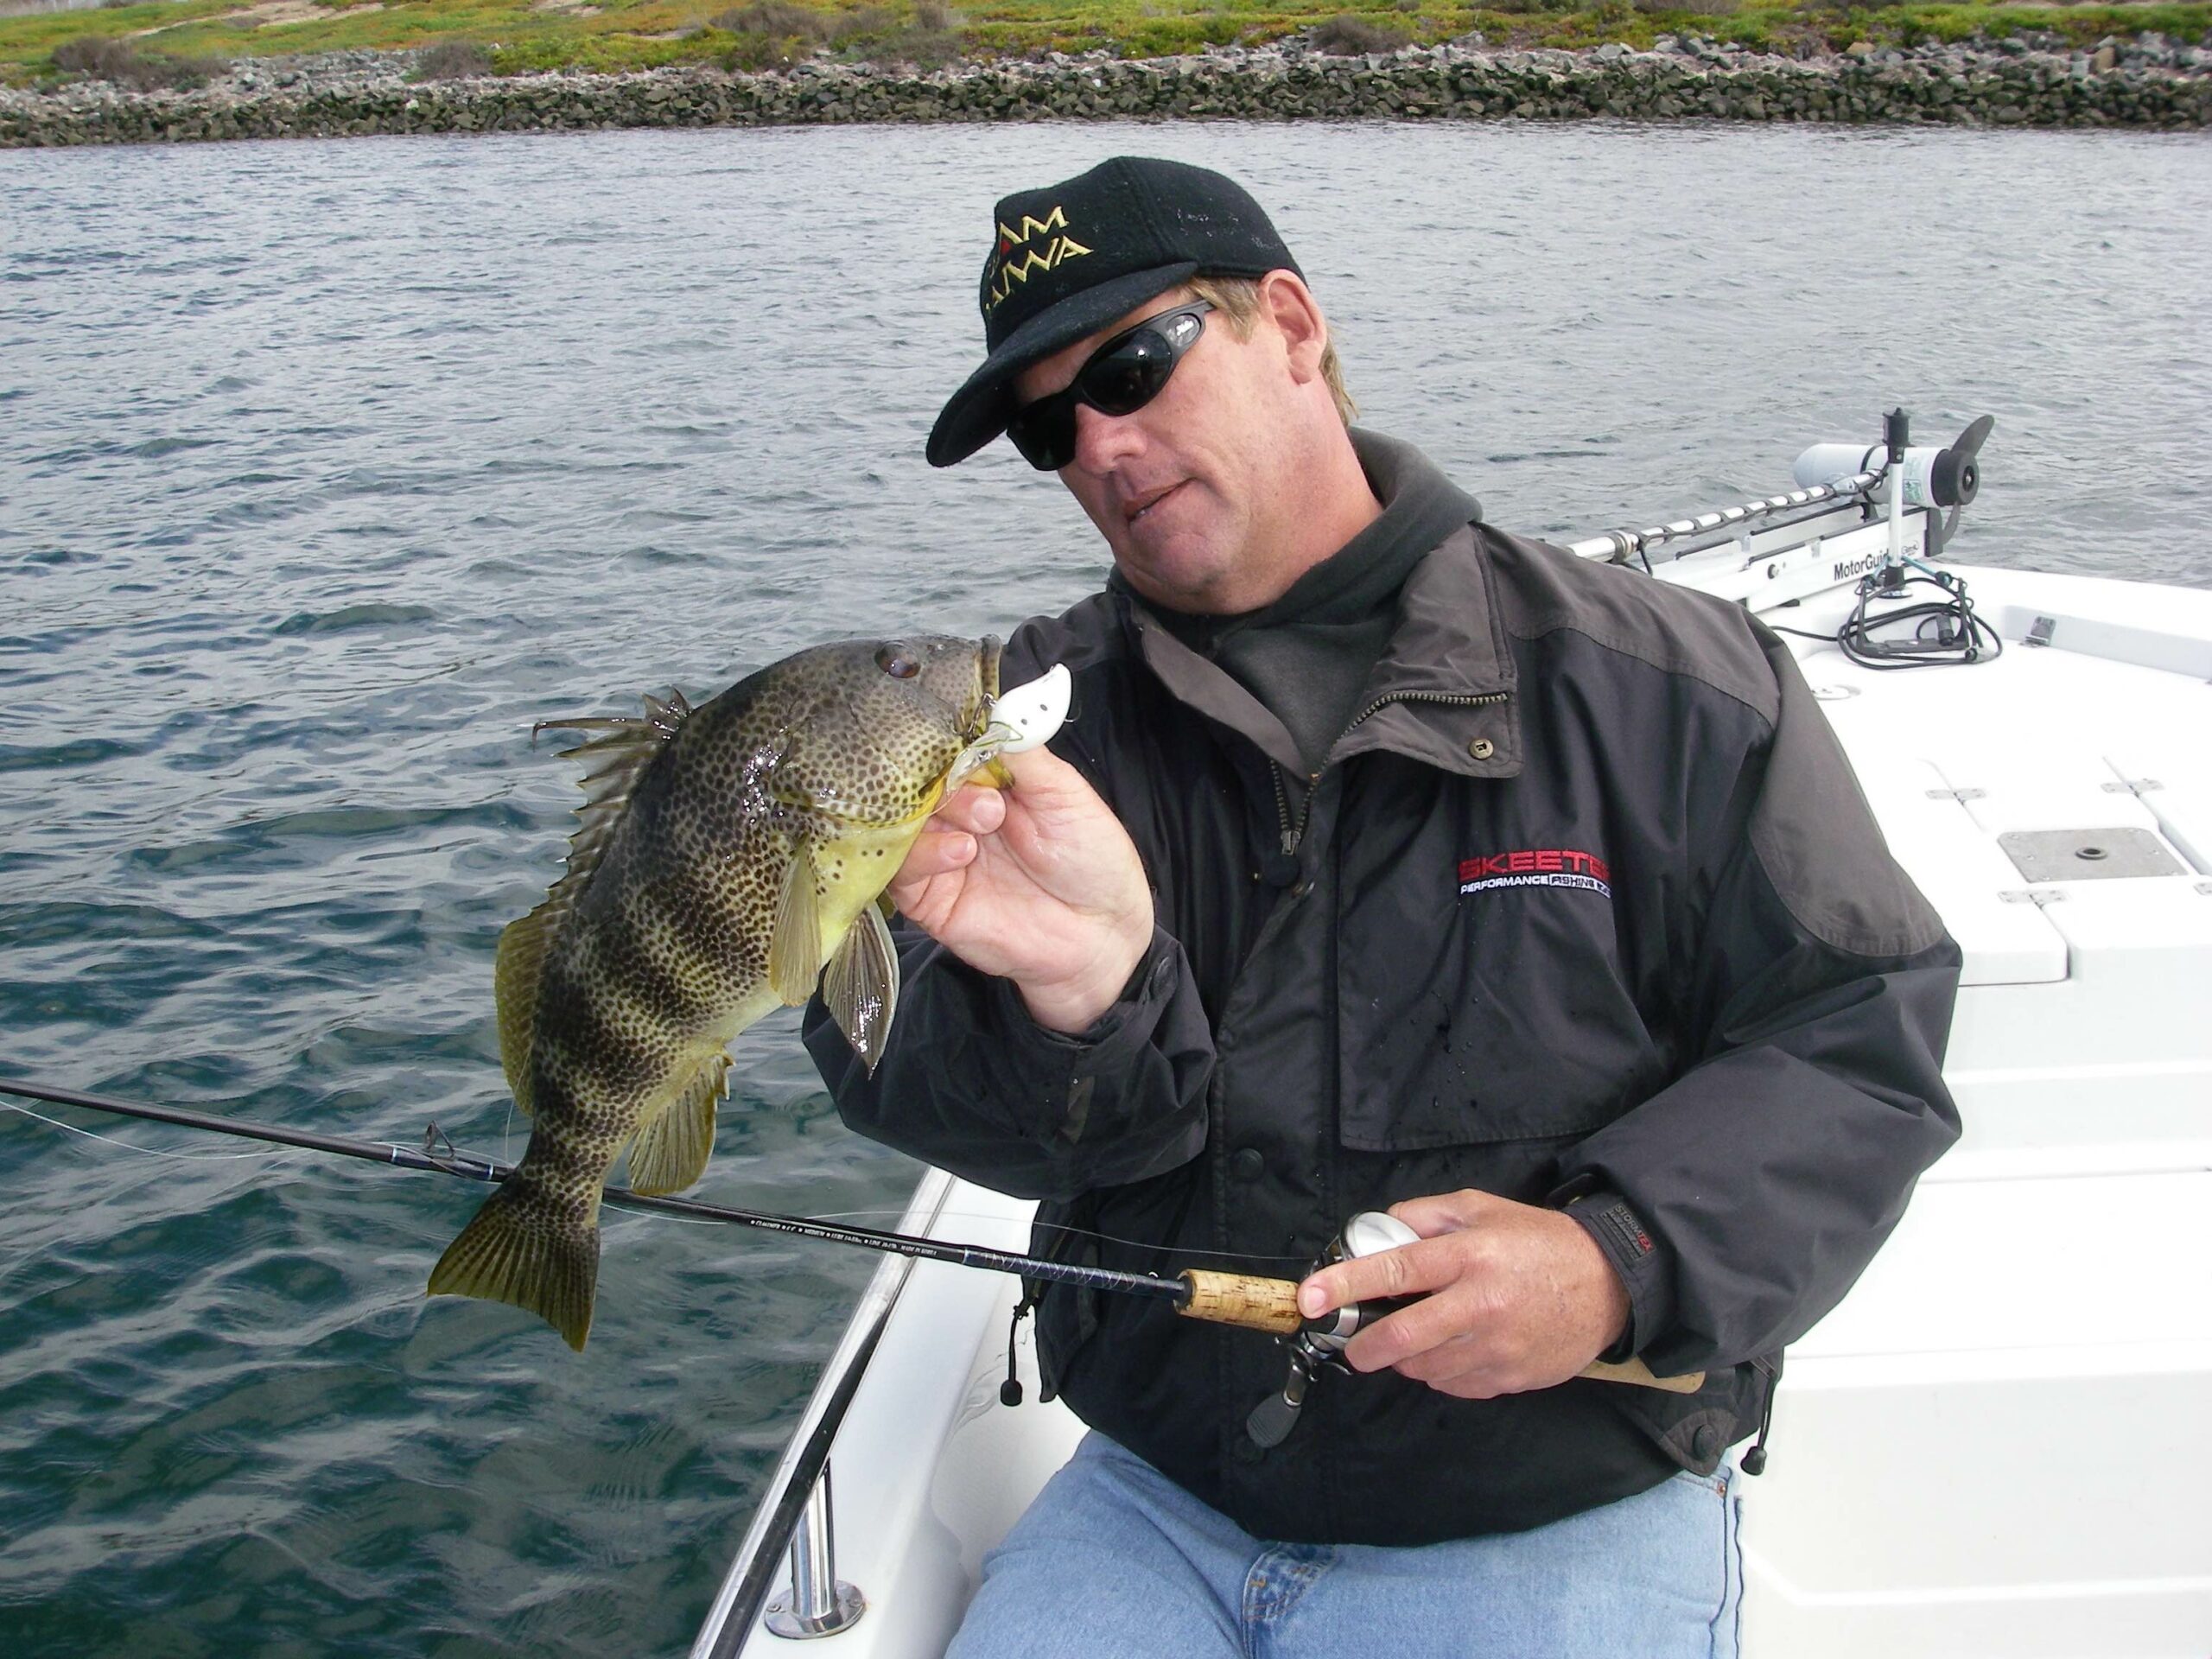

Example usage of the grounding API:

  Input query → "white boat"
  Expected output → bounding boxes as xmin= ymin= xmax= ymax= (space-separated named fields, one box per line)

xmin=693 ymin=416 xmax=2212 ymax=1659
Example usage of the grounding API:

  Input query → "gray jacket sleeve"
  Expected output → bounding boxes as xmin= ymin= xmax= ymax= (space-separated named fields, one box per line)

xmin=802 ymin=923 xmax=1216 ymax=1200
xmin=1554 ymin=623 xmax=1963 ymax=1374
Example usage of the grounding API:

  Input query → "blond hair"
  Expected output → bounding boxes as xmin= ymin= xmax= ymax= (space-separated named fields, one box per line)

xmin=1187 ymin=275 xmax=1357 ymax=427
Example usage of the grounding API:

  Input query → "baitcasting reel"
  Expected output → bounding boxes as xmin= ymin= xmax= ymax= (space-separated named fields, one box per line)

xmin=1244 ymin=1211 xmax=1421 ymax=1449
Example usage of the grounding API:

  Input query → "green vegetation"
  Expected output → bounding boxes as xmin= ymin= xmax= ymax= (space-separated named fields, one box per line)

xmin=4 ymin=0 xmax=2205 ymax=88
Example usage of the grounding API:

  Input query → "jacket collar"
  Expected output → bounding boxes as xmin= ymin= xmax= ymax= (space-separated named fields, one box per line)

xmin=1122 ymin=519 xmax=1522 ymax=781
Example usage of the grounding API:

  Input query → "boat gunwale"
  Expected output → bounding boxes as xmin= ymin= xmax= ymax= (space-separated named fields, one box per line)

xmin=690 ymin=1165 xmax=957 ymax=1659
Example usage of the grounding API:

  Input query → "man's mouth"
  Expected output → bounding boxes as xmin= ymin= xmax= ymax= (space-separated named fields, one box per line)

xmin=1124 ymin=481 xmax=1184 ymax=525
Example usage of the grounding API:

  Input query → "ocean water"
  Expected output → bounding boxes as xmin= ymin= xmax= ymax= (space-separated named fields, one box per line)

xmin=1 ymin=119 xmax=2206 ymax=1656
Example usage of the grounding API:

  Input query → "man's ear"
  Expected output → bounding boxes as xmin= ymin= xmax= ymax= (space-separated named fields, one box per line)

xmin=1258 ymin=270 xmax=1330 ymax=384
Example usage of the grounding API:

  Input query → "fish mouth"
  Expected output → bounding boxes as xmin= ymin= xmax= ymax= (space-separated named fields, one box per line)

xmin=960 ymin=635 xmax=1003 ymax=747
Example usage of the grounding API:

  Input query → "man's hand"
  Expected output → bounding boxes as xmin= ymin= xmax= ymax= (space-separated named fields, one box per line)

xmin=1295 ymin=1190 xmax=1632 ymax=1400
xmin=891 ymin=744 xmax=1154 ymax=1033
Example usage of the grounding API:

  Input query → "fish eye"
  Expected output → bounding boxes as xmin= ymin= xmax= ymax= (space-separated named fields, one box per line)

xmin=875 ymin=645 xmax=921 ymax=680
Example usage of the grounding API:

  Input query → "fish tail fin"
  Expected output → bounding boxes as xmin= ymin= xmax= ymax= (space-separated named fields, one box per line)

xmin=427 ymin=1182 xmax=599 ymax=1351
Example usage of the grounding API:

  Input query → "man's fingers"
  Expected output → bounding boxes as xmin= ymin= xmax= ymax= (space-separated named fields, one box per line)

xmin=887 ymin=830 xmax=977 ymax=904
xmin=1340 ymin=1286 xmax=1492 ymax=1375
xmin=1297 ymin=1236 xmax=1460 ymax=1318
xmin=929 ymin=784 xmax=1007 ymax=837
xmin=1389 ymin=1188 xmax=1496 ymax=1238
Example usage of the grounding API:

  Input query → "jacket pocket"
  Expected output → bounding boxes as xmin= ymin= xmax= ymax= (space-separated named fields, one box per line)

xmin=1336 ymin=874 xmax=1665 ymax=1152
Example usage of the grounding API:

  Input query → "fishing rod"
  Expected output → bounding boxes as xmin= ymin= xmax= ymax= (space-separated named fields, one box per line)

xmin=0 ymin=1075 xmax=1287 ymax=1332
xmin=1 ymin=1075 xmax=1700 ymax=1395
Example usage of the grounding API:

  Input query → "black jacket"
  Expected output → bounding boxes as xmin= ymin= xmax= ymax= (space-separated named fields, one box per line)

xmin=806 ymin=485 xmax=1961 ymax=1546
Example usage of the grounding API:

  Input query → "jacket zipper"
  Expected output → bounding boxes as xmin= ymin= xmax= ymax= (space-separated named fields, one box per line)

xmin=1271 ymin=690 xmax=1511 ymax=855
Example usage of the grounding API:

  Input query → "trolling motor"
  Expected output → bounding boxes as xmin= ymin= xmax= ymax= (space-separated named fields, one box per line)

xmin=1787 ymin=410 xmax=2003 ymax=667
xmin=1793 ymin=407 xmax=1994 ymax=570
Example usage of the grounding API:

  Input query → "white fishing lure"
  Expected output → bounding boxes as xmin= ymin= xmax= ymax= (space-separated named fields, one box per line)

xmin=946 ymin=662 xmax=1071 ymax=788
xmin=987 ymin=663 xmax=1071 ymax=753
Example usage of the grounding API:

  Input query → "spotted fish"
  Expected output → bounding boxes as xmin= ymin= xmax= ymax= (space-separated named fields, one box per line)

xmin=429 ymin=635 xmax=1004 ymax=1350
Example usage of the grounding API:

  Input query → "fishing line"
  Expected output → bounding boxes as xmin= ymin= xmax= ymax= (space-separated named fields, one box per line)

xmin=3 ymin=1098 xmax=303 ymax=1164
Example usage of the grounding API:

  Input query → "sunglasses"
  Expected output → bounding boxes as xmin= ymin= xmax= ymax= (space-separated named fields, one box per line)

xmin=1005 ymin=301 xmax=1215 ymax=471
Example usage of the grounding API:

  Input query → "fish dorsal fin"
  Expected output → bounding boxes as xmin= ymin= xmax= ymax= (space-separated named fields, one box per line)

xmin=768 ymin=841 xmax=824 ymax=1007
xmin=493 ymin=691 xmax=694 ymax=1111
xmin=823 ymin=901 xmax=902 ymax=1076
xmin=626 ymin=1049 xmax=729 ymax=1197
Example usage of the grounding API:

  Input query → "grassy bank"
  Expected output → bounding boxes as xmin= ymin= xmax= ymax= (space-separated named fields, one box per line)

xmin=3 ymin=0 xmax=2206 ymax=88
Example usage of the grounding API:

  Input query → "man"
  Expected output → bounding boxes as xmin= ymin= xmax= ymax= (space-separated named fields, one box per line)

xmin=804 ymin=156 xmax=1961 ymax=1657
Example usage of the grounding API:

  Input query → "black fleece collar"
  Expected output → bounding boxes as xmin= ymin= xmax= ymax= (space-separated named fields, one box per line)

xmin=1114 ymin=430 xmax=1521 ymax=780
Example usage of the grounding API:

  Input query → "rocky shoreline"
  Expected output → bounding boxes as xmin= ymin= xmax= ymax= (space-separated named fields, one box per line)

xmin=4 ymin=31 xmax=2207 ymax=147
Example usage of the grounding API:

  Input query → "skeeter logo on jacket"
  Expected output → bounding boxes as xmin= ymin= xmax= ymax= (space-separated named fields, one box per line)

xmin=1457 ymin=848 xmax=1612 ymax=899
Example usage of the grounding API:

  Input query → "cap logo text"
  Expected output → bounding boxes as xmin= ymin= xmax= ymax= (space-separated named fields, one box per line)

xmin=985 ymin=205 xmax=1092 ymax=314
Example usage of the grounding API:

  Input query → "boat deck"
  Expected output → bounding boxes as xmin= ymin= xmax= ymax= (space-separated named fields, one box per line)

xmin=1686 ymin=562 xmax=2212 ymax=1656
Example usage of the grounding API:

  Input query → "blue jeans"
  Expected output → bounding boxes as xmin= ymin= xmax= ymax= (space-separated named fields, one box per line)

xmin=948 ymin=1432 xmax=1741 ymax=1659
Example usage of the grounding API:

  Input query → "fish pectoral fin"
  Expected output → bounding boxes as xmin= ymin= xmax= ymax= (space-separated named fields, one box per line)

xmin=767 ymin=842 xmax=825 ymax=1007
xmin=427 ymin=1181 xmax=600 ymax=1351
xmin=823 ymin=901 xmax=902 ymax=1076
xmin=626 ymin=1051 xmax=728 ymax=1197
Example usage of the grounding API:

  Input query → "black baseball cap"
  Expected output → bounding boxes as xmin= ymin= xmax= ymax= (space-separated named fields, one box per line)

xmin=926 ymin=156 xmax=1302 ymax=468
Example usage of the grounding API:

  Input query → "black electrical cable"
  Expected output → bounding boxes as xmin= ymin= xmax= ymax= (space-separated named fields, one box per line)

xmin=1769 ymin=567 xmax=2002 ymax=671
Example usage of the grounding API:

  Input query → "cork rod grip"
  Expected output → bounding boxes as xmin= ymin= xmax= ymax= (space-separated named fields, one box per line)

xmin=1580 ymin=1357 xmax=1707 ymax=1395
xmin=1174 ymin=1270 xmax=1707 ymax=1393
xmin=1175 ymin=1270 xmax=1306 ymax=1335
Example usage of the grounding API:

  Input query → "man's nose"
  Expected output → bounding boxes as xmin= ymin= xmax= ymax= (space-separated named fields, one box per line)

xmin=1066 ymin=400 xmax=1145 ymax=475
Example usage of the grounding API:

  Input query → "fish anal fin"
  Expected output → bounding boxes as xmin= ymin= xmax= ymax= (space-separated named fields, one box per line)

xmin=428 ymin=1182 xmax=600 ymax=1351
xmin=823 ymin=903 xmax=902 ymax=1076
xmin=768 ymin=842 xmax=824 ymax=1006
xmin=626 ymin=1051 xmax=728 ymax=1197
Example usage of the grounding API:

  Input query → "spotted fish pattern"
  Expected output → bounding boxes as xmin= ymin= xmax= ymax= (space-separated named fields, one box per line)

xmin=428 ymin=636 xmax=1001 ymax=1349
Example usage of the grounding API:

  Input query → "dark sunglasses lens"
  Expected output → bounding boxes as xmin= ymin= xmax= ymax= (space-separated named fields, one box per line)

xmin=1004 ymin=306 xmax=1206 ymax=470
xmin=1007 ymin=396 xmax=1075 ymax=470
xmin=1077 ymin=332 xmax=1174 ymax=416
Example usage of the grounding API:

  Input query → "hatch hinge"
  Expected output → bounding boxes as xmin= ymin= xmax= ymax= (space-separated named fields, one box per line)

xmin=1999 ymin=889 xmax=2067 ymax=908
xmin=1925 ymin=786 xmax=1986 ymax=803
xmin=2101 ymin=778 xmax=2164 ymax=797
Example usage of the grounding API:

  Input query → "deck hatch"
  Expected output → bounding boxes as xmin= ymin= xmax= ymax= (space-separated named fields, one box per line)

xmin=1997 ymin=827 xmax=2184 ymax=883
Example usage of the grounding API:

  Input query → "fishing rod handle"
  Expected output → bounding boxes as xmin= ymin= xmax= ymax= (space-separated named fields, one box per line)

xmin=1178 ymin=1269 xmax=1707 ymax=1394
xmin=1175 ymin=1270 xmax=1305 ymax=1334
xmin=1581 ymin=1357 xmax=1707 ymax=1395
